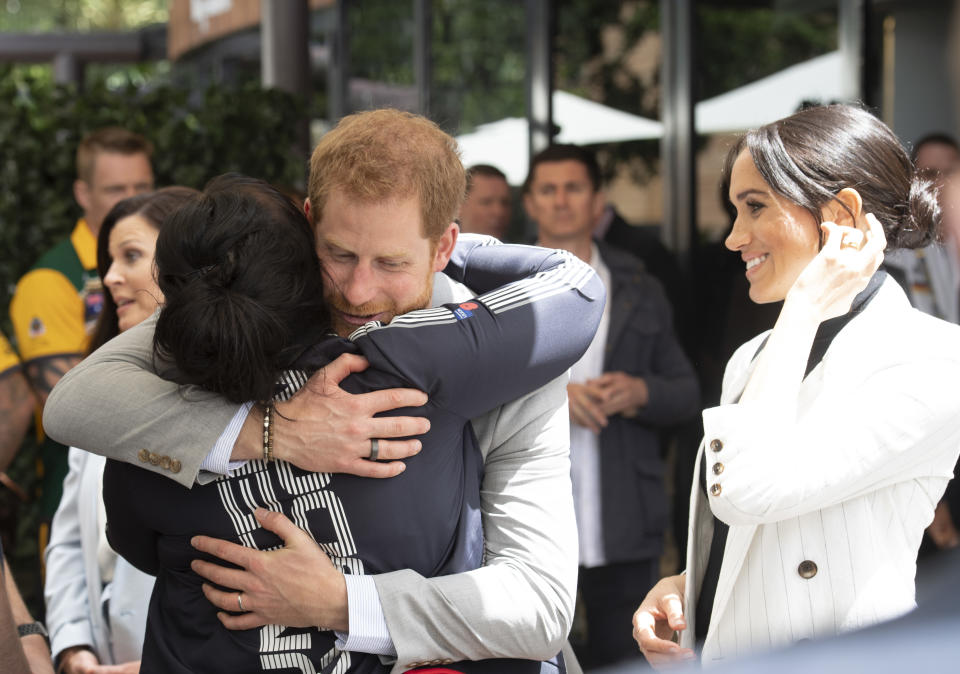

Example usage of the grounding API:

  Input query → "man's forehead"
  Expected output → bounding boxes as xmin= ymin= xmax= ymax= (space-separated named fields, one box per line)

xmin=472 ymin=174 xmax=509 ymax=190
xmin=317 ymin=188 xmax=431 ymax=248
xmin=531 ymin=160 xmax=592 ymax=186
xmin=90 ymin=151 xmax=152 ymax=182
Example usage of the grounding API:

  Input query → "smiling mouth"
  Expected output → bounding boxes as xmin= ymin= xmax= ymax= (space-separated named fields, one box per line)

xmin=745 ymin=254 xmax=769 ymax=272
xmin=115 ymin=299 xmax=134 ymax=310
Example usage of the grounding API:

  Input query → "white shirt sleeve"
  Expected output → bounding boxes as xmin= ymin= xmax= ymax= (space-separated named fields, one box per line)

xmin=334 ymin=574 xmax=396 ymax=656
xmin=199 ymin=402 xmax=253 ymax=475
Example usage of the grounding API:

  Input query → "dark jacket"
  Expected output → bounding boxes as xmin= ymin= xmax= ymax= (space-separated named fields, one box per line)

xmin=595 ymin=241 xmax=700 ymax=563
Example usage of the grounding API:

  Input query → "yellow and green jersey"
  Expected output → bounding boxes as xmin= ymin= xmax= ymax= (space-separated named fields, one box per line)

xmin=10 ymin=219 xmax=103 ymax=363
xmin=9 ymin=219 xmax=103 ymax=522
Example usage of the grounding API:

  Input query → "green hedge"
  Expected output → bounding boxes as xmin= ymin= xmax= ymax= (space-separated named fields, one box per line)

xmin=0 ymin=68 xmax=307 ymax=315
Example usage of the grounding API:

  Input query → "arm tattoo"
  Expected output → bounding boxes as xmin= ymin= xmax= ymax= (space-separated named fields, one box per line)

xmin=0 ymin=371 xmax=35 ymax=473
xmin=23 ymin=355 xmax=80 ymax=406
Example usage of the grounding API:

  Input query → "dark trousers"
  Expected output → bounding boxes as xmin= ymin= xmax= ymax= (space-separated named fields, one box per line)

xmin=573 ymin=559 xmax=658 ymax=670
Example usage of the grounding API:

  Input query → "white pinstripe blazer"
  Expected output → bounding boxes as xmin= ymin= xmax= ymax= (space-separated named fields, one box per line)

xmin=681 ymin=277 xmax=960 ymax=665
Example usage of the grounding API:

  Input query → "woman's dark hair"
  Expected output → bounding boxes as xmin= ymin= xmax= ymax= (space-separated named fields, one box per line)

xmin=88 ymin=186 xmax=201 ymax=354
xmin=153 ymin=173 xmax=332 ymax=404
xmin=722 ymin=104 xmax=940 ymax=250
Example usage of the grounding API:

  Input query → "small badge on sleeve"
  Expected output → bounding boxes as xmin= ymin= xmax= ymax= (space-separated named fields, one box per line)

xmin=453 ymin=301 xmax=479 ymax=321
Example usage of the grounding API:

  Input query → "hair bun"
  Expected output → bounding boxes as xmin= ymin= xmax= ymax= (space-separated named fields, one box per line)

xmin=155 ymin=278 xmax=288 ymax=404
xmin=893 ymin=172 xmax=941 ymax=249
xmin=152 ymin=174 xmax=331 ymax=404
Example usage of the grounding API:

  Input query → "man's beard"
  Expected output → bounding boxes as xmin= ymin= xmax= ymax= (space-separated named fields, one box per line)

xmin=326 ymin=272 xmax=435 ymax=337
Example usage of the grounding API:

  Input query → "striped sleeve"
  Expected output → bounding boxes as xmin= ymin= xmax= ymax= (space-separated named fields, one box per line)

xmin=350 ymin=237 xmax=606 ymax=420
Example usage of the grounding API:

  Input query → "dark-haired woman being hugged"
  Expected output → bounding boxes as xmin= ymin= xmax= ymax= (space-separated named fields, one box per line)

xmin=101 ymin=174 xmax=605 ymax=674
xmin=633 ymin=104 xmax=960 ymax=668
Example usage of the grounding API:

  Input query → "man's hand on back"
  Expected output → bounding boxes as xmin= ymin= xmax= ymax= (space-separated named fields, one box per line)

xmin=231 ymin=353 xmax=431 ymax=477
xmin=191 ymin=508 xmax=349 ymax=632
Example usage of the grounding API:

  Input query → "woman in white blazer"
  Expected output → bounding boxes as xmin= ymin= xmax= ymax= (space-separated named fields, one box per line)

xmin=44 ymin=187 xmax=198 ymax=674
xmin=633 ymin=104 xmax=960 ymax=668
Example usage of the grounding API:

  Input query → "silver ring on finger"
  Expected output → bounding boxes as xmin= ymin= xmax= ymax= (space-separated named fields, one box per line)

xmin=237 ymin=593 xmax=246 ymax=612
xmin=369 ymin=438 xmax=380 ymax=461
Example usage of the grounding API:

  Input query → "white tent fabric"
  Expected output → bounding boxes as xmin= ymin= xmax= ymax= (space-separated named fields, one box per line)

xmin=553 ymin=90 xmax=664 ymax=144
xmin=456 ymin=91 xmax=663 ymax=185
xmin=695 ymin=51 xmax=848 ymax=134
xmin=456 ymin=51 xmax=847 ymax=185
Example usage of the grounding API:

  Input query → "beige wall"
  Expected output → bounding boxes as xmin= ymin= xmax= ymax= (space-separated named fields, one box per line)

xmin=604 ymin=133 xmax=740 ymax=244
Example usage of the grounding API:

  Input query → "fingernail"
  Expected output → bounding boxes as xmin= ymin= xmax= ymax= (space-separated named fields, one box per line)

xmin=413 ymin=440 xmax=422 ymax=453
xmin=191 ymin=536 xmax=199 ymax=547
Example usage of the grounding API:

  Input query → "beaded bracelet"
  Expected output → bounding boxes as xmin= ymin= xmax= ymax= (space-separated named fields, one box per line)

xmin=262 ymin=402 xmax=275 ymax=462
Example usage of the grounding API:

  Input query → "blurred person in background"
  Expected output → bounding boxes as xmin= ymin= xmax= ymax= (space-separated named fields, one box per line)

xmin=0 ymin=344 xmax=48 ymax=671
xmin=458 ymin=164 xmax=513 ymax=240
xmin=45 ymin=188 xmax=198 ymax=674
xmin=883 ymin=132 xmax=960 ymax=323
xmin=8 ymin=128 xmax=154 ymax=604
xmin=0 ymin=335 xmax=34 ymax=478
xmin=633 ymin=104 xmax=960 ymax=668
xmin=525 ymin=143 xmax=699 ymax=670
xmin=884 ymin=134 xmax=960 ymax=557
xmin=0 ymin=333 xmax=35 ymax=540
xmin=913 ymin=133 xmax=960 ymax=177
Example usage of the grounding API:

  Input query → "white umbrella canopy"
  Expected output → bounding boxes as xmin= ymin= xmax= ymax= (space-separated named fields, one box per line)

xmin=456 ymin=91 xmax=663 ymax=185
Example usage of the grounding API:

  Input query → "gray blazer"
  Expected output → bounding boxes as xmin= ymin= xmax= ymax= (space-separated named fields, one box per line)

xmin=44 ymin=272 xmax=579 ymax=674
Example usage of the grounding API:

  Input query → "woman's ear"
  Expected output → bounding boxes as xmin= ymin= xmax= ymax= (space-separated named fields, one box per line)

xmin=823 ymin=188 xmax=864 ymax=228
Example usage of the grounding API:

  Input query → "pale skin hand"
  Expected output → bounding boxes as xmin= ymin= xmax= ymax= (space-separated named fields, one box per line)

xmin=589 ymin=371 xmax=649 ymax=418
xmin=191 ymin=508 xmax=349 ymax=632
xmin=632 ymin=574 xmax=696 ymax=668
xmin=786 ymin=214 xmax=887 ymax=323
xmin=231 ymin=353 xmax=431 ymax=478
xmin=59 ymin=647 xmax=140 ymax=674
xmin=566 ymin=381 xmax=608 ymax=433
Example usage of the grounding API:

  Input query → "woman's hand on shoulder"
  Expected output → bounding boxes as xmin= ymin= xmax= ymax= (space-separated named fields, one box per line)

xmin=787 ymin=212 xmax=887 ymax=321
xmin=632 ymin=573 xmax=696 ymax=669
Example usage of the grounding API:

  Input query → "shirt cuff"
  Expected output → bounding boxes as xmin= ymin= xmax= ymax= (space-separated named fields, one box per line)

xmin=334 ymin=574 xmax=396 ymax=656
xmin=200 ymin=402 xmax=253 ymax=475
